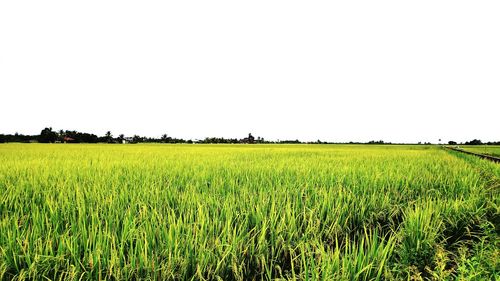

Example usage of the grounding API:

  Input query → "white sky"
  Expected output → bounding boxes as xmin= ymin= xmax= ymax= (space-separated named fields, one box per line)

xmin=1 ymin=1 xmax=499 ymax=143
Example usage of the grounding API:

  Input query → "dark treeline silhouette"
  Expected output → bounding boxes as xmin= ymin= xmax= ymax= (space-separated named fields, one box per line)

xmin=0 ymin=133 xmax=34 ymax=143
xmin=448 ymin=139 xmax=500 ymax=145
xmin=367 ymin=140 xmax=389 ymax=144
xmin=0 ymin=129 xmax=261 ymax=144
xmin=1 ymin=127 xmax=500 ymax=145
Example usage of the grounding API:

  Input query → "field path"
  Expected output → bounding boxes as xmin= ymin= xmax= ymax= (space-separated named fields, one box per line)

xmin=445 ymin=146 xmax=500 ymax=163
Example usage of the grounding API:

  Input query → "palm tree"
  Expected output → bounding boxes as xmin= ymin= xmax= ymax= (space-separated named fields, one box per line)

xmin=105 ymin=131 xmax=113 ymax=143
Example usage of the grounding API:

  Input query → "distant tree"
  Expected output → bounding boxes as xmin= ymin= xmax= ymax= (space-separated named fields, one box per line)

xmin=464 ymin=139 xmax=482 ymax=145
xmin=57 ymin=129 xmax=65 ymax=141
xmin=38 ymin=127 xmax=58 ymax=143
xmin=278 ymin=139 xmax=301 ymax=144
xmin=105 ymin=131 xmax=113 ymax=143
xmin=248 ymin=133 xmax=255 ymax=143
xmin=448 ymin=141 xmax=457 ymax=145
xmin=161 ymin=134 xmax=172 ymax=143
xmin=132 ymin=135 xmax=142 ymax=143
xmin=118 ymin=134 xmax=125 ymax=143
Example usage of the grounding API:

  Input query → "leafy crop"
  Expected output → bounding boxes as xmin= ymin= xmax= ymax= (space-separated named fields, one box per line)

xmin=461 ymin=145 xmax=500 ymax=158
xmin=0 ymin=144 xmax=498 ymax=280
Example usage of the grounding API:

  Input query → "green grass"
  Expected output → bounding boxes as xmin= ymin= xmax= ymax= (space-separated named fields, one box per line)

xmin=0 ymin=144 xmax=498 ymax=280
xmin=461 ymin=145 xmax=500 ymax=157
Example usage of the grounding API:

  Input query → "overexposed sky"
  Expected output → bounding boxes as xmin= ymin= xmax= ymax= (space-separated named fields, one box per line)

xmin=1 ymin=1 xmax=499 ymax=143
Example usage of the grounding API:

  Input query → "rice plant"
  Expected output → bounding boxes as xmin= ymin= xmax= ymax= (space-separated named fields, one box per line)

xmin=0 ymin=144 xmax=498 ymax=280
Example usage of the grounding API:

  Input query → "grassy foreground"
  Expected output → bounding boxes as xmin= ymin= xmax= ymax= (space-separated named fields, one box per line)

xmin=0 ymin=144 xmax=498 ymax=280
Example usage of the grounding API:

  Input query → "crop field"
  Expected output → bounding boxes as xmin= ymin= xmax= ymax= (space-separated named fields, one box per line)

xmin=0 ymin=144 xmax=498 ymax=280
xmin=461 ymin=145 xmax=500 ymax=158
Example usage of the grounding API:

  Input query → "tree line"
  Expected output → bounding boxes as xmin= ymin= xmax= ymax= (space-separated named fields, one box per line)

xmin=0 ymin=128 xmax=265 ymax=144
xmin=1 ymin=127 xmax=499 ymax=145
xmin=448 ymin=139 xmax=500 ymax=145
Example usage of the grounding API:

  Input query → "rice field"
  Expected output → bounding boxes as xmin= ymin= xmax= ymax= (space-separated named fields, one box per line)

xmin=0 ymin=144 xmax=498 ymax=280
xmin=461 ymin=145 xmax=500 ymax=158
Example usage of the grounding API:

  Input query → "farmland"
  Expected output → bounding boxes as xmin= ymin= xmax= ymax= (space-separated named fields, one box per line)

xmin=0 ymin=144 xmax=498 ymax=280
xmin=461 ymin=145 xmax=500 ymax=158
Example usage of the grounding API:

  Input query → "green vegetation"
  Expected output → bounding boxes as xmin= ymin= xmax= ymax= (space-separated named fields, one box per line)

xmin=0 ymin=144 xmax=498 ymax=280
xmin=461 ymin=145 xmax=500 ymax=158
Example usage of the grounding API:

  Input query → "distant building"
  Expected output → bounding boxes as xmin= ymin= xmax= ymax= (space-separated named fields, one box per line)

xmin=63 ymin=136 xmax=75 ymax=143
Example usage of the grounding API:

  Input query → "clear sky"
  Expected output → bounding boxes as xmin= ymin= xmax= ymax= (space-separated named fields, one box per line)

xmin=1 ymin=1 xmax=499 ymax=143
